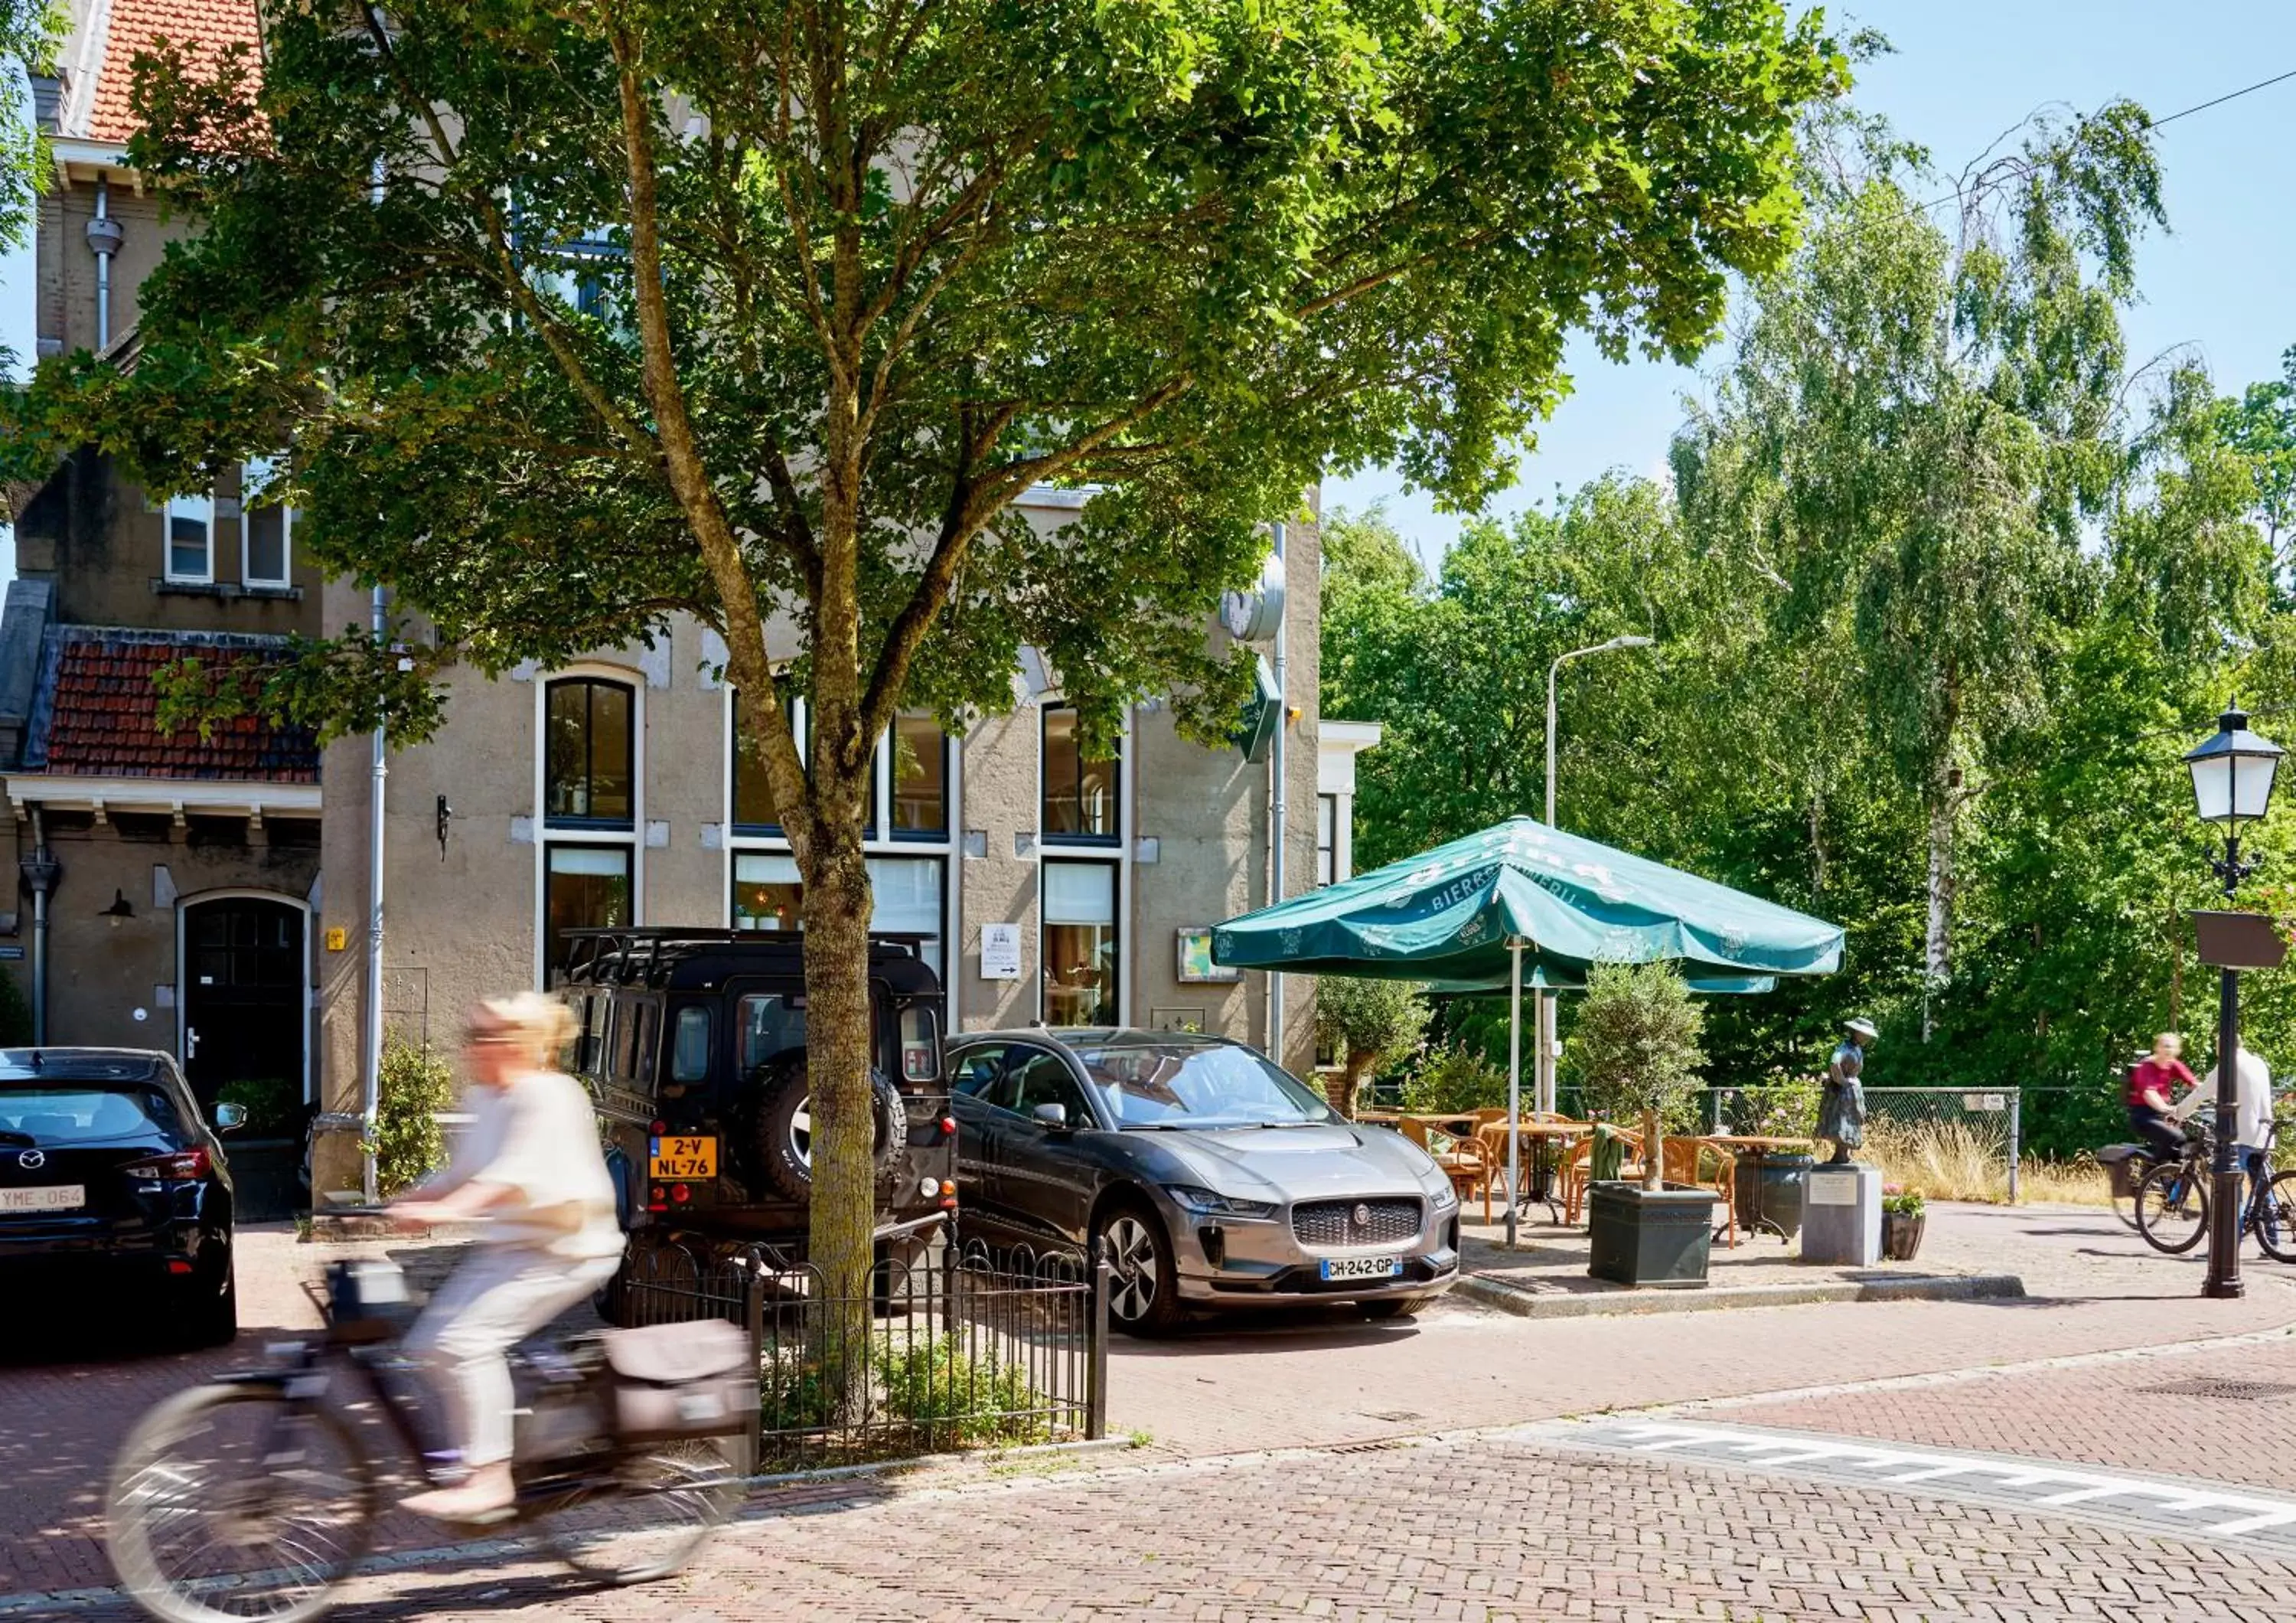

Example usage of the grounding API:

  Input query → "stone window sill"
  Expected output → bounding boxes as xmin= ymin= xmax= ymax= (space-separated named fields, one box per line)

xmin=151 ymin=580 xmax=304 ymax=603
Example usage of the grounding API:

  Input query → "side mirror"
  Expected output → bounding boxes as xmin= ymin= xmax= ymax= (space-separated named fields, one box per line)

xmin=1031 ymin=1102 xmax=1070 ymax=1130
xmin=212 ymin=1102 xmax=249 ymax=1132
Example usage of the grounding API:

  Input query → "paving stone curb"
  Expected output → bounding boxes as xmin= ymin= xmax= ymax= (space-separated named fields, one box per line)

xmin=1453 ymin=1266 xmax=2027 ymax=1317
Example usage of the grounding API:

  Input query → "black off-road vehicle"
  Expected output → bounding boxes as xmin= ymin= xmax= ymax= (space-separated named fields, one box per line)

xmin=554 ymin=928 xmax=956 ymax=1303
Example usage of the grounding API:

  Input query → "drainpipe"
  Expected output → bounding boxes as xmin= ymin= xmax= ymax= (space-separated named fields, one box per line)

xmin=362 ymin=586 xmax=387 ymax=1203
xmin=20 ymin=808 xmax=57 ymax=1044
xmin=1267 ymin=522 xmax=1288 ymax=1066
xmin=86 ymin=177 xmax=122 ymax=351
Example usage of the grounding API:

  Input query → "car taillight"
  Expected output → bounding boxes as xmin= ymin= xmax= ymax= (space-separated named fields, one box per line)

xmin=939 ymin=1178 xmax=958 ymax=1211
xmin=940 ymin=1115 xmax=957 ymax=1137
xmin=671 ymin=1183 xmax=692 ymax=1204
xmin=123 ymin=1148 xmax=210 ymax=1181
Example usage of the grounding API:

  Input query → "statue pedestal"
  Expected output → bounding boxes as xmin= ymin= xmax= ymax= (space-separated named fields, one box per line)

xmin=1800 ymin=1161 xmax=1881 ymax=1265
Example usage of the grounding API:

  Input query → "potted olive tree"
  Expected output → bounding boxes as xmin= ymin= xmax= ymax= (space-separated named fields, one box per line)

xmin=1572 ymin=962 xmax=1713 ymax=1288
xmin=1313 ymin=977 xmax=1431 ymax=1120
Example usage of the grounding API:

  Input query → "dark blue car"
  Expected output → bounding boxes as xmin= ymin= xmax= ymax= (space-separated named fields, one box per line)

xmin=0 ymin=1048 xmax=243 ymax=1346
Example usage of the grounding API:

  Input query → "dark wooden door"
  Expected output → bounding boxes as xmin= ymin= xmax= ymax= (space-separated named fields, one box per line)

xmin=182 ymin=897 xmax=305 ymax=1105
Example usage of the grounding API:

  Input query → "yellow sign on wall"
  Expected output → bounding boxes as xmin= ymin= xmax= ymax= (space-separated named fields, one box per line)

xmin=324 ymin=926 xmax=347 ymax=952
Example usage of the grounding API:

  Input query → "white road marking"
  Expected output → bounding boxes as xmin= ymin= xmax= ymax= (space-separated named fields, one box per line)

xmin=1534 ymin=1417 xmax=2296 ymax=1550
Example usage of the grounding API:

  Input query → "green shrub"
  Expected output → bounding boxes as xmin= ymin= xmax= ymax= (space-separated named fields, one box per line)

xmin=217 ymin=1076 xmax=303 ymax=1138
xmin=1883 ymin=1189 xmax=1926 ymax=1219
xmin=876 ymin=1333 xmax=1047 ymax=1447
xmin=1720 ymin=1075 xmax=1823 ymax=1140
xmin=366 ymin=1034 xmax=454 ymax=1196
xmin=1313 ymin=978 xmax=1430 ymax=1118
xmin=1399 ymin=1043 xmax=1510 ymax=1114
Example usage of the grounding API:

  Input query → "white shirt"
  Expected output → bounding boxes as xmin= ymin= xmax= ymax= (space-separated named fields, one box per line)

xmin=428 ymin=1070 xmax=625 ymax=1259
xmin=2200 ymin=1049 xmax=2275 ymax=1151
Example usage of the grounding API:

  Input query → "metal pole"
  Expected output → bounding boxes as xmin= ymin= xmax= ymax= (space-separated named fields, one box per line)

xmin=1505 ymin=938 xmax=1523 ymax=1249
xmin=1267 ymin=523 xmax=1288 ymax=1067
xmin=2206 ymin=959 xmax=2245 ymax=1298
xmin=21 ymin=808 xmax=54 ymax=1045
xmin=1541 ymin=661 xmax=1559 ymax=1118
xmin=2007 ymin=1089 xmax=2021 ymax=1206
xmin=361 ymin=586 xmax=388 ymax=1205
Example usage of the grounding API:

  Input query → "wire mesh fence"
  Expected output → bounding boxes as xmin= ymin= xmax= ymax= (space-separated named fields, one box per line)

xmin=1706 ymin=1085 xmax=2026 ymax=1203
xmin=614 ymin=1233 xmax=1107 ymax=1474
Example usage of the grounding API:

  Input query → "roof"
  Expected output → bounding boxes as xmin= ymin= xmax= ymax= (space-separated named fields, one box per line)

xmin=956 ymin=1028 xmax=1231 ymax=1052
xmin=0 ymin=1049 xmax=168 ymax=1083
xmin=56 ymin=0 xmax=263 ymax=145
xmin=23 ymin=627 xmax=318 ymax=784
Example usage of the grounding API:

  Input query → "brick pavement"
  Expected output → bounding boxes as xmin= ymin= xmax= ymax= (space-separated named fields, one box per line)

xmin=40 ymin=1429 xmax=2296 ymax=1620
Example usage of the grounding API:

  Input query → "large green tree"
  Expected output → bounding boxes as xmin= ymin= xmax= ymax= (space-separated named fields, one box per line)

xmin=2 ymin=0 xmax=1847 ymax=1311
xmin=1673 ymin=107 xmax=2166 ymax=1036
xmin=0 ymin=0 xmax=56 ymax=256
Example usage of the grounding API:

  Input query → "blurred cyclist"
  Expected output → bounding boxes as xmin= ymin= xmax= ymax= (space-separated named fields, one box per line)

xmin=390 ymin=993 xmax=623 ymax=1521
xmin=2127 ymin=1032 xmax=2197 ymax=1163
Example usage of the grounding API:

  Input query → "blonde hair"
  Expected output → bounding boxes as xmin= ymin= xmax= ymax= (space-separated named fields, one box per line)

xmin=2155 ymin=1032 xmax=2183 ymax=1056
xmin=468 ymin=991 xmax=579 ymax=1071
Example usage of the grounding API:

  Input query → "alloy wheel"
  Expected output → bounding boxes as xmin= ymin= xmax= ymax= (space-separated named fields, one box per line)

xmin=1106 ymin=1215 xmax=1160 ymax=1322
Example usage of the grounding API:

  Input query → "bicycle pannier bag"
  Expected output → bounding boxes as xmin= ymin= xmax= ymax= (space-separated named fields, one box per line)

xmin=600 ymin=1321 xmax=757 ymax=1442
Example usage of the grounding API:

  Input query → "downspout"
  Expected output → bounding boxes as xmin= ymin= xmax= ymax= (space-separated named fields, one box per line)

xmin=21 ymin=808 xmax=56 ymax=1045
xmin=362 ymin=586 xmax=387 ymax=1203
xmin=86 ymin=177 xmax=122 ymax=351
xmin=1267 ymin=522 xmax=1288 ymax=1065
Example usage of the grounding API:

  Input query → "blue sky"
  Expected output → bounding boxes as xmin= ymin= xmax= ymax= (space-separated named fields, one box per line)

xmin=1326 ymin=2 xmax=2296 ymax=570
xmin=7 ymin=5 xmax=2296 ymax=578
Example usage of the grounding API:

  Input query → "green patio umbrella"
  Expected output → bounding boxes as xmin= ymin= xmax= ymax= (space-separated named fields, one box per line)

xmin=1212 ymin=815 xmax=1842 ymax=1239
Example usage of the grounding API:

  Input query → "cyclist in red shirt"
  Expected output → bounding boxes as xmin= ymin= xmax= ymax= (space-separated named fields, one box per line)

xmin=2128 ymin=1032 xmax=2198 ymax=1161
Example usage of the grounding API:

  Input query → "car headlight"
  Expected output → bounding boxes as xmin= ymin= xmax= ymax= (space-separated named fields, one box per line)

xmin=1164 ymin=1184 xmax=1279 ymax=1220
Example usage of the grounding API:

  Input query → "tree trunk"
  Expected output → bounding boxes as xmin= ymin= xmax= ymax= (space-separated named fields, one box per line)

xmin=1923 ymin=779 xmax=1955 ymax=1043
xmin=1328 ymin=1053 xmax=1376 ymax=1121
xmin=1642 ymin=1106 xmax=1663 ymax=1193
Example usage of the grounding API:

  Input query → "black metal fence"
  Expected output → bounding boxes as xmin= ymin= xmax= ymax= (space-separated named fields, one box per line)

xmin=615 ymin=1233 xmax=1108 ymax=1473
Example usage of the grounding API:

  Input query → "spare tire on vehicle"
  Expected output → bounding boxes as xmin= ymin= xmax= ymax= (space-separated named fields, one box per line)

xmin=745 ymin=1049 xmax=907 ymax=1203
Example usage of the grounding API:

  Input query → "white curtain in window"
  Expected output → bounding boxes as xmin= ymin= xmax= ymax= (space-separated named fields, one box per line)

xmin=1042 ymin=860 xmax=1115 ymax=926
xmin=733 ymin=851 xmax=802 ymax=887
xmin=550 ymin=845 xmax=630 ymax=877
xmin=866 ymin=857 xmax=941 ymax=935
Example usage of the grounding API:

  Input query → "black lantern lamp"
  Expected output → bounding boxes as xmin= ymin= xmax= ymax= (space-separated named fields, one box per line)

xmin=2183 ymin=706 xmax=2285 ymax=1301
xmin=100 ymin=890 xmax=135 ymax=927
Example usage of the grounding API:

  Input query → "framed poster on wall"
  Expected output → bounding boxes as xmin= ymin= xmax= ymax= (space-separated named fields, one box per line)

xmin=1176 ymin=926 xmax=1239 ymax=983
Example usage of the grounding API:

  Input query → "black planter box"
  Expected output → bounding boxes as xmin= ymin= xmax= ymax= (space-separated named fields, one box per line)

xmin=1588 ymin=1181 xmax=1714 ymax=1288
xmin=1732 ymin=1152 xmax=1811 ymax=1242
xmin=222 ymin=1138 xmax=307 ymax=1223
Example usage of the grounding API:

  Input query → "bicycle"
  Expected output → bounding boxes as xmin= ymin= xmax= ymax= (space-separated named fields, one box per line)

xmin=2133 ymin=1118 xmax=2296 ymax=1263
xmin=106 ymin=1255 xmax=748 ymax=1623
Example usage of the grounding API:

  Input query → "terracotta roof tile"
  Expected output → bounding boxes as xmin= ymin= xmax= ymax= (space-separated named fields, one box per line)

xmin=86 ymin=0 xmax=263 ymax=145
xmin=30 ymin=632 xmax=317 ymax=784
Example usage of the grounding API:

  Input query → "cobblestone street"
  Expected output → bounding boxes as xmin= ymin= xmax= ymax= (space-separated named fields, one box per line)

xmin=11 ymin=1207 xmax=2296 ymax=1619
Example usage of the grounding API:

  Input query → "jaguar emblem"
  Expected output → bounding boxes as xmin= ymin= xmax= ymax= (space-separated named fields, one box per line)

xmin=16 ymin=1149 xmax=44 ymax=1170
xmin=1352 ymin=1203 xmax=1371 ymax=1229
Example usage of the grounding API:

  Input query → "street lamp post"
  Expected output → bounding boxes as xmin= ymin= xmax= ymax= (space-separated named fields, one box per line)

xmin=2183 ymin=706 xmax=2285 ymax=1301
xmin=1531 ymin=633 xmax=1655 ymax=1132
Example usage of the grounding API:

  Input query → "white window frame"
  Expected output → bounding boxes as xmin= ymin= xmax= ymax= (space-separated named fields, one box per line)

xmin=720 ymin=687 xmax=958 ymax=1001
xmin=533 ymin=665 xmax=644 ymax=988
xmin=239 ymin=458 xmax=293 ymax=589
xmin=162 ymin=492 xmax=214 ymax=585
xmin=1031 ymin=697 xmax=1134 ymax=1026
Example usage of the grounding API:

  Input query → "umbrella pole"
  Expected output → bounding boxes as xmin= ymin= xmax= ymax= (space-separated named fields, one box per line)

xmin=1506 ymin=938 xmax=1523 ymax=1249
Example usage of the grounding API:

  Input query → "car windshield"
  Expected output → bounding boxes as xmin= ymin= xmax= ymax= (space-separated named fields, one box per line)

xmin=1074 ymin=1043 xmax=1333 ymax=1129
xmin=0 ymin=1086 xmax=180 ymax=1145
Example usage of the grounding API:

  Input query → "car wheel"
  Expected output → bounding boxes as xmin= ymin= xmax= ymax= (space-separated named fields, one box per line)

xmin=749 ymin=1053 xmax=907 ymax=1203
xmin=1096 ymin=1202 xmax=1182 ymax=1337
xmin=185 ymin=1261 xmax=237 ymax=1349
xmin=1358 ymin=1294 xmax=1437 ymax=1321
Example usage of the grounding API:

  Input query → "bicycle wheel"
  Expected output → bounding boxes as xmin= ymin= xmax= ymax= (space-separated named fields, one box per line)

xmin=2135 ymin=1162 xmax=2210 ymax=1256
xmin=2110 ymin=1158 xmax=2151 ymax=1230
xmin=2255 ymin=1170 xmax=2296 ymax=1264
xmin=540 ymin=1439 xmax=741 ymax=1584
xmin=107 ymin=1383 xmax=377 ymax=1623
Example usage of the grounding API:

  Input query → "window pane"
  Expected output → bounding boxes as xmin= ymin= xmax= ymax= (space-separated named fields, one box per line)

xmin=733 ymin=851 xmax=804 ymax=932
xmin=868 ymin=855 xmax=943 ymax=978
xmin=1042 ymin=706 xmax=1118 ymax=840
xmin=739 ymin=993 xmax=808 ymax=1071
xmin=1042 ymin=858 xmax=1118 ymax=1025
xmin=246 ymin=505 xmax=289 ymax=585
xmin=892 ymin=713 xmax=947 ymax=835
xmin=545 ymin=844 xmax=631 ymax=972
xmin=544 ymin=679 xmax=634 ymax=826
xmin=1316 ymin=794 xmax=1336 ymax=887
xmin=166 ymin=495 xmax=211 ymax=580
xmin=671 ymin=1006 xmax=712 ymax=1083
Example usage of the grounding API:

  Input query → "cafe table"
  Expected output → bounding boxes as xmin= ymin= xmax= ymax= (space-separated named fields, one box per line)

xmin=1470 ymin=1118 xmax=1592 ymax=1223
xmin=1701 ymin=1134 xmax=1816 ymax=1243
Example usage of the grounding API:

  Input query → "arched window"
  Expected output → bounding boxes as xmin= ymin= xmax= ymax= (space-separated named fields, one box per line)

xmin=544 ymin=678 xmax=634 ymax=828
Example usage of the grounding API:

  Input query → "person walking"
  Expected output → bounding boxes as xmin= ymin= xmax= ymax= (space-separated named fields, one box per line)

xmin=2200 ymin=1040 xmax=2278 ymax=1248
xmin=389 ymin=992 xmax=625 ymax=1522
xmin=2128 ymin=1032 xmax=2198 ymax=1163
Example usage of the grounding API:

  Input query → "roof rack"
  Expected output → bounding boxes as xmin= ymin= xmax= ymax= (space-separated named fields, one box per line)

xmin=556 ymin=926 xmax=928 ymax=988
